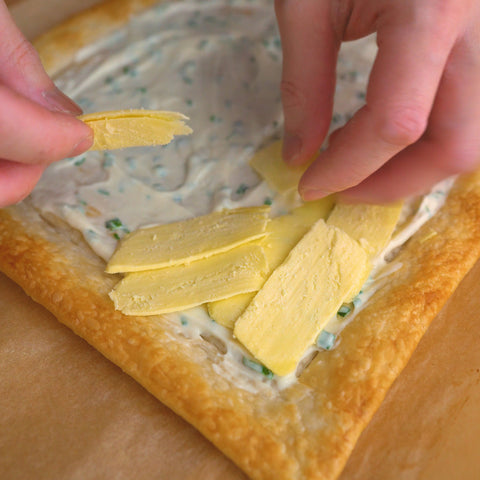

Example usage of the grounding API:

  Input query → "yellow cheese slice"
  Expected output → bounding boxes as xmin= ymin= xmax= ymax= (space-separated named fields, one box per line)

xmin=290 ymin=197 xmax=335 ymax=224
xmin=233 ymin=220 xmax=370 ymax=376
xmin=110 ymin=243 xmax=268 ymax=315
xmin=106 ymin=207 xmax=270 ymax=273
xmin=327 ymin=202 xmax=403 ymax=258
xmin=208 ymin=292 xmax=255 ymax=329
xmin=79 ymin=109 xmax=192 ymax=150
xmin=208 ymin=215 xmax=308 ymax=329
xmin=207 ymin=198 xmax=334 ymax=328
xmin=249 ymin=140 xmax=315 ymax=194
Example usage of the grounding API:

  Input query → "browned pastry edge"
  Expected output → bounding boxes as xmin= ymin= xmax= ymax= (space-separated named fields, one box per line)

xmin=33 ymin=0 xmax=163 ymax=76
xmin=3 ymin=171 xmax=480 ymax=480
xmin=1 ymin=2 xmax=480 ymax=479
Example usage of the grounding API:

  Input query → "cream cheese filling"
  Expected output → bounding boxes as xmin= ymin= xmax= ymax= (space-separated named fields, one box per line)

xmin=30 ymin=0 xmax=454 ymax=390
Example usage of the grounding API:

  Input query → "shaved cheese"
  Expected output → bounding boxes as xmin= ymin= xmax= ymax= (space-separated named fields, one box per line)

xmin=249 ymin=140 xmax=315 ymax=194
xmin=106 ymin=207 xmax=269 ymax=273
xmin=79 ymin=109 xmax=192 ymax=150
xmin=207 ymin=198 xmax=334 ymax=328
xmin=234 ymin=220 xmax=370 ymax=376
xmin=327 ymin=202 xmax=403 ymax=257
xmin=110 ymin=243 xmax=268 ymax=315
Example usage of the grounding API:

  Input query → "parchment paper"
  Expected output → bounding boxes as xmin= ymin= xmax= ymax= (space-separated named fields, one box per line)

xmin=2 ymin=1 xmax=480 ymax=479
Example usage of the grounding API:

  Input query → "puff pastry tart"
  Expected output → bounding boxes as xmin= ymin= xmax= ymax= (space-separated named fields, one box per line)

xmin=2 ymin=1 xmax=480 ymax=479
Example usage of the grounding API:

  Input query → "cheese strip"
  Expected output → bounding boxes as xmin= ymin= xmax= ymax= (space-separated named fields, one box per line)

xmin=207 ymin=293 xmax=255 ymax=329
xmin=290 ymin=197 xmax=335 ymax=223
xmin=327 ymin=202 xmax=403 ymax=257
xmin=208 ymin=214 xmax=308 ymax=329
xmin=249 ymin=140 xmax=315 ymax=194
xmin=234 ymin=220 xmax=370 ymax=376
xmin=207 ymin=198 xmax=334 ymax=328
xmin=106 ymin=207 xmax=269 ymax=273
xmin=79 ymin=109 xmax=192 ymax=150
xmin=110 ymin=243 xmax=267 ymax=315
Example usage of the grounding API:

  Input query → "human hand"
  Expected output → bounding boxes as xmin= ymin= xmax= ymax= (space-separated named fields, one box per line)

xmin=0 ymin=1 xmax=92 ymax=207
xmin=275 ymin=0 xmax=480 ymax=202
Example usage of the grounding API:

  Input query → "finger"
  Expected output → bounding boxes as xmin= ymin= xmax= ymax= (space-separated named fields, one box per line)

xmin=0 ymin=84 xmax=93 ymax=165
xmin=339 ymin=34 xmax=480 ymax=202
xmin=275 ymin=0 xmax=338 ymax=165
xmin=0 ymin=1 xmax=82 ymax=115
xmin=298 ymin=3 xmax=462 ymax=200
xmin=0 ymin=159 xmax=45 ymax=207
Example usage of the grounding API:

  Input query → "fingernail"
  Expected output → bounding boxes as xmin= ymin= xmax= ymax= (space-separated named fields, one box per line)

xmin=282 ymin=132 xmax=302 ymax=164
xmin=299 ymin=184 xmax=331 ymax=202
xmin=42 ymin=88 xmax=83 ymax=116
xmin=69 ymin=134 xmax=93 ymax=157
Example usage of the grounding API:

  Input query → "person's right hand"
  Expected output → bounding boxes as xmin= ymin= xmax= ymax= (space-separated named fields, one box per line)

xmin=0 ymin=1 xmax=93 ymax=208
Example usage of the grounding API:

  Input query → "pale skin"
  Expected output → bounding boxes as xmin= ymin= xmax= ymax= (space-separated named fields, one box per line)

xmin=276 ymin=0 xmax=480 ymax=202
xmin=0 ymin=0 xmax=92 ymax=208
xmin=1 ymin=1 xmax=479 ymax=207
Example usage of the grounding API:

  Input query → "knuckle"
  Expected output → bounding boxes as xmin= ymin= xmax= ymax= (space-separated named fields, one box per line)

xmin=280 ymin=80 xmax=307 ymax=112
xmin=4 ymin=37 xmax=39 ymax=70
xmin=377 ymin=106 xmax=428 ymax=147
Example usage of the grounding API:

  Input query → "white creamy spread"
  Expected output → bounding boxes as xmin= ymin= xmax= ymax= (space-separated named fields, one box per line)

xmin=30 ymin=0 xmax=453 ymax=389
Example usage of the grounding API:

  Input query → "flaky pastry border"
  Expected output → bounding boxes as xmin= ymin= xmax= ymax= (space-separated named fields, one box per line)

xmin=2 ymin=2 xmax=480 ymax=479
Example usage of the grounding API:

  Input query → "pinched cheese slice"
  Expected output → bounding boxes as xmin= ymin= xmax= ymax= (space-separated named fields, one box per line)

xmin=207 ymin=198 xmax=334 ymax=328
xmin=290 ymin=197 xmax=335 ymax=224
xmin=327 ymin=202 xmax=403 ymax=258
xmin=79 ymin=109 xmax=192 ymax=150
xmin=106 ymin=207 xmax=270 ymax=273
xmin=110 ymin=243 xmax=267 ymax=315
xmin=249 ymin=140 xmax=315 ymax=194
xmin=234 ymin=220 xmax=370 ymax=376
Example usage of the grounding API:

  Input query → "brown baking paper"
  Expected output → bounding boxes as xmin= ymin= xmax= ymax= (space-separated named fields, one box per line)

xmin=0 ymin=272 xmax=247 ymax=480
xmin=2 ymin=1 xmax=480 ymax=479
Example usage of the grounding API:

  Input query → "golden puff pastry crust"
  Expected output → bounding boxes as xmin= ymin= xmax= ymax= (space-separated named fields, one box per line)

xmin=2 ymin=2 xmax=480 ymax=479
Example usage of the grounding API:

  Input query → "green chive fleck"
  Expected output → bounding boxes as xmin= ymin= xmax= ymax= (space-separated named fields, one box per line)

xmin=105 ymin=218 xmax=123 ymax=230
xmin=317 ymin=331 xmax=336 ymax=350
xmin=236 ymin=184 xmax=248 ymax=195
xmin=337 ymin=303 xmax=353 ymax=318
xmin=242 ymin=357 xmax=274 ymax=379
xmin=105 ymin=218 xmax=130 ymax=237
